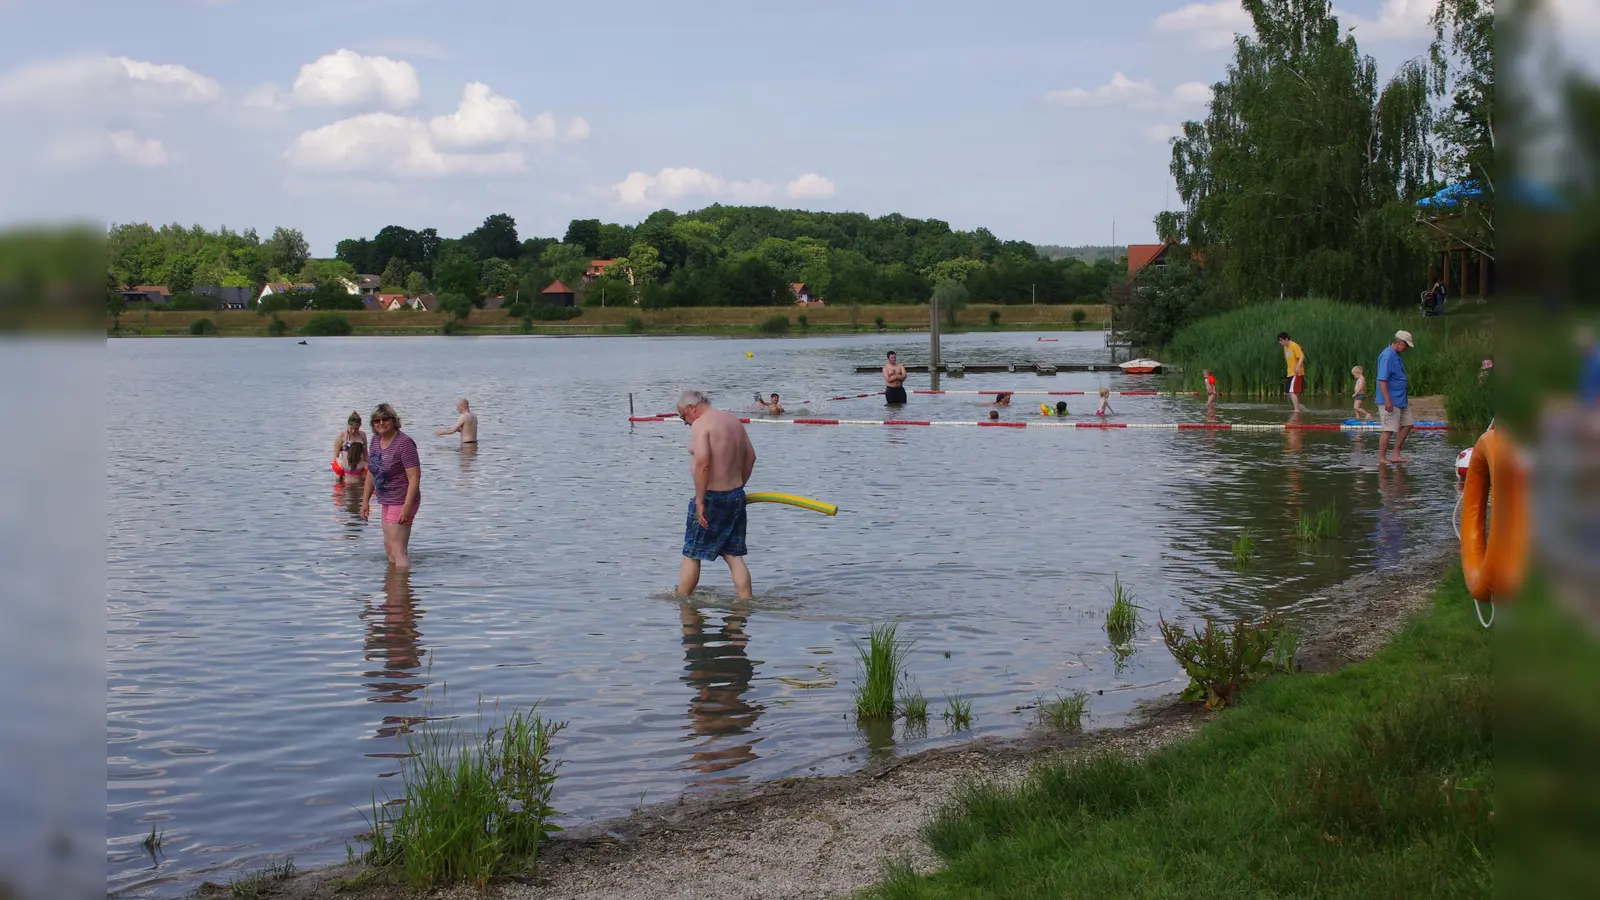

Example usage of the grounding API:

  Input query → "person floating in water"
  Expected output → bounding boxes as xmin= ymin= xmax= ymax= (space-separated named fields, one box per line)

xmin=434 ymin=398 xmax=478 ymax=445
xmin=1055 ymin=400 xmax=1069 ymax=416
xmin=1095 ymin=388 xmax=1115 ymax=417
xmin=754 ymin=392 xmax=784 ymax=416
xmin=987 ymin=409 xmax=1000 ymax=421
xmin=1351 ymin=365 xmax=1371 ymax=421
xmin=883 ymin=351 xmax=908 ymax=405
xmin=675 ymin=390 xmax=757 ymax=600
xmin=989 ymin=392 xmax=1013 ymax=407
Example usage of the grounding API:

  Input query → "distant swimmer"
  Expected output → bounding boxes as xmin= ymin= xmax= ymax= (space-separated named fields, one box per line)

xmin=990 ymin=392 xmax=1013 ymax=407
xmin=675 ymin=390 xmax=757 ymax=600
xmin=754 ymin=392 xmax=785 ymax=416
xmin=884 ymin=351 xmax=908 ymax=405
xmin=434 ymin=398 xmax=478 ymax=445
xmin=987 ymin=409 xmax=1000 ymax=421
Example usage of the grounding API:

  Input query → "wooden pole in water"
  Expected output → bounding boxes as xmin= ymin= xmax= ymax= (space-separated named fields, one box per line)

xmin=930 ymin=294 xmax=942 ymax=391
xmin=629 ymin=393 xmax=634 ymax=417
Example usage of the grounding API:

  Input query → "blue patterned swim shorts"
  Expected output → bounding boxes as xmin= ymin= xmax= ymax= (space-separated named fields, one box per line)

xmin=683 ymin=488 xmax=748 ymax=561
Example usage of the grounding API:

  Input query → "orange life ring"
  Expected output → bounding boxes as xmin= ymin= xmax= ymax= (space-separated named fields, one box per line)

xmin=1460 ymin=428 xmax=1529 ymax=603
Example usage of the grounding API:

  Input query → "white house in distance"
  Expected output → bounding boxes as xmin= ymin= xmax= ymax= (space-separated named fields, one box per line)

xmin=257 ymin=282 xmax=314 ymax=306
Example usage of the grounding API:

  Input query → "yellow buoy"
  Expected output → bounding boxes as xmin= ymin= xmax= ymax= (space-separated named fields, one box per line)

xmin=745 ymin=492 xmax=838 ymax=516
xmin=746 ymin=351 xmax=754 ymax=358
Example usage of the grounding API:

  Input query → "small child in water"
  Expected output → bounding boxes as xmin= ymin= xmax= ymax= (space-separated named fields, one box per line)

xmin=987 ymin=409 xmax=1000 ymax=421
xmin=334 ymin=441 xmax=367 ymax=485
xmin=1351 ymin=366 xmax=1370 ymax=421
xmin=1095 ymin=388 xmax=1114 ymax=417
xmin=1056 ymin=400 xmax=1069 ymax=416
xmin=754 ymin=392 xmax=785 ymax=415
xmin=1204 ymin=369 xmax=1218 ymax=400
xmin=990 ymin=392 xmax=1013 ymax=407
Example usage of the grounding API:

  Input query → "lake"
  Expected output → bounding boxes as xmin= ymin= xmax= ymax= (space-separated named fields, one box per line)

xmin=106 ymin=331 xmax=1460 ymax=897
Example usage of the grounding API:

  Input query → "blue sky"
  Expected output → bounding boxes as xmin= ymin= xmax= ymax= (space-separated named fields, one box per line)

xmin=0 ymin=0 xmax=1561 ymax=255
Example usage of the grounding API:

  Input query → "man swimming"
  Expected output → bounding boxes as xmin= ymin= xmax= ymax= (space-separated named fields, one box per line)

xmin=434 ymin=398 xmax=478 ymax=445
xmin=884 ymin=351 xmax=908 ymax=405
xmin=676 ymin=390 xmax=758 ymax=600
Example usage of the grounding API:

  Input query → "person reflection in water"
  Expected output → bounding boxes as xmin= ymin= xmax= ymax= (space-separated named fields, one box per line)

xmin=363 ymin=568 xmax=428 ymax=736
xmin=679 ymin=600 xmax=762 ymax=781
xmin=1374 ymin=462 xmax=1408 ymax=569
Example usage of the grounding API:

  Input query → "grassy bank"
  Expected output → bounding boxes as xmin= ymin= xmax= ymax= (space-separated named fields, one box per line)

xmin=868 ymin=573 xmax=1491 ymax=899
xmin=108 ymin=303 xmax=1109 ymax=338
xmin=1166 ymin=298 xmax=1493 ymax=429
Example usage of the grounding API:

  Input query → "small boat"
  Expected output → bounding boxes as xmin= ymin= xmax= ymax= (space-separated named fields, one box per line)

xmin=1036 ymin=337 xmax=1059 ymax=342
xmin=1119 ymin=358 xmax=1164 ymax=374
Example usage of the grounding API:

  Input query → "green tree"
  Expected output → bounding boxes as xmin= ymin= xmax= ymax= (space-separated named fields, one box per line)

xmin=1165 ymin=0 xmax=1436 ymax=305
xmin=381 ymin=256 xmax=409 ymax=289
xmin=404 ymin=271 xmax=428 ymax=296
xmin=310 ymin=280 xmax=363 ymax=310
xmin=433 ymin=250 xmax=483 ymax=305
xmin=261 ymin=227 xmax=310 ymax=277
xmin=437 ymin=292 xmax=473 ymax=322
xmin=921 ymin=257 xmax=986 ymax=285
xmin=933 ymin=279 xmax=969 ymax=328
xmin=480 ymin=257 xmax=518 ymax=300
xmin=562 ymin=219 xmax=601 ymax=256
xmin=537 ymin=242 xmax=590 ymax=288
xmin=465 ymin=213 xmax=520 ymax=261
xmin=297 ymin=258 xmax=358 ymax=287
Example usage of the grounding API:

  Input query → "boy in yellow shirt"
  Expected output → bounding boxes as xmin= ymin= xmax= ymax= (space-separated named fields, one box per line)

xmin=1278 ymin=331 xmax=1306 ymax=412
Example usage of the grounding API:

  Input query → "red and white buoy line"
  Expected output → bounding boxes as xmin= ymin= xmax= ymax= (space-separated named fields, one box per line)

xmin=629 ymin=415 xmax=1448 ymax=431
xmin=640 ymin=389 xmax=1204 ymax=417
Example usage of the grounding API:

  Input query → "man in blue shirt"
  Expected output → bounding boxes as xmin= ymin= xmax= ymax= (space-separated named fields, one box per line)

xmin=1377 ymin=330 xmax=1414 ymax=464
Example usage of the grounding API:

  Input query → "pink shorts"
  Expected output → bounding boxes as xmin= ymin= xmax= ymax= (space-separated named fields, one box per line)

xmin=381 ymin=499 xmax=418 ymax=524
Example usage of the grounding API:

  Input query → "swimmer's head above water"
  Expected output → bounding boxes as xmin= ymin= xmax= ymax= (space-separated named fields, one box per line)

xmin=987 ymin=409 xmax=999 ymax=420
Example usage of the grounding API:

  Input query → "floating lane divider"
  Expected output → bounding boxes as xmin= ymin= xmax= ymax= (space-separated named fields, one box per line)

xmin=745 ymin=492 xmax=839 ymax=515
xmin=910 ymin=390 xmax=1202 ymax=397
xmin=628 ymin=416 xmax=1449 ymax=431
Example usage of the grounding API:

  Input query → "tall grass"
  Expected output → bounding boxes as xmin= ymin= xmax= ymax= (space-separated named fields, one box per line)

xmin=942 ymin=694 xmax=974 ymax=730
xmin=1231 ymin=529 xmax=1259 ymax=568
xmin=1166 ymin=298 xmax=1493 ymax=428
xmin=1104 ymin=573 xmax=1142 ymax=644
xmin=1036 ymin=691 xmax=1089 ymax=731
xmin=1295 ymin=504 xmax=1342 ymax=542
xmin=854 ymin=623 xmax=911 ymax=720
xmin=363 ymin=705 xmax=564 ymax=890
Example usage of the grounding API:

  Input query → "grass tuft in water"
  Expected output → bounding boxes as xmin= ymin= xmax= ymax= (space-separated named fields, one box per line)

xmin=854 ymin=623 xmax=912 ymax=720
xmin=227 ymin=857 xmax=295 ymax=898
xmin=1231 ymin=529 xmax=1259 ymax=567
xmin=1104 ymin=573 xmax=1143 ymax=644
xmin=1294 ymin=504 xmax=1342 ymax=542
xmin=942 ymin=694 xmax=974 ymax=731
xmin=142 ymin=824 xmax=163 ymax=855
xmin=362 ymin=704 xmax=565 ymax=891
xmin=900 ymin=686 xmax=930 ymax=722
xmin=1036 ymin=691 xmax=1089 ymax=731
xmin=1274 ymin=628 xmax=1301 ymax=674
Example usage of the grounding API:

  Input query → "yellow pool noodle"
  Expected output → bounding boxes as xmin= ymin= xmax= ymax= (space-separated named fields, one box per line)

xmin=745 ymin=492 xmax=838 ymax=516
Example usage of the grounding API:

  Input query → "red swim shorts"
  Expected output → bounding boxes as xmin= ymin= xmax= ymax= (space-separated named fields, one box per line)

xmin=381 ymin=498 xmax=419 ymax=524
xmin=1285 ymin=375 xmax=1306 ymax=395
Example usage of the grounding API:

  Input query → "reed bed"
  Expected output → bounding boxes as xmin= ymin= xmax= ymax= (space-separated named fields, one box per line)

xmin=854 ymin=623 xmax=912 ymax=720
xmin=1166 ymin=299 xmax=1493 ymax=429
xmin=1295 ymin=505 xmax=1343 ymax=542
xmin=1231 ymin=529 xmax=1259 ymax=568
xmin=942 ymin=694 xmax=974 ymax=730
xmin=1104 ymin=573 xmax=1143 ymax=644
xmin=1036 ymin=691 xmax=1089 ymax=731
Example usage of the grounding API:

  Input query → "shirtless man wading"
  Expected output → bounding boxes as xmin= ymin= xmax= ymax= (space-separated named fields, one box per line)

xmin=883 ymin=350 xmax=908 ymax=405
xmin=676 ymin=390 xmax=758 ymax=600
xmin=435 ymin=398 xmax=478 ymax=445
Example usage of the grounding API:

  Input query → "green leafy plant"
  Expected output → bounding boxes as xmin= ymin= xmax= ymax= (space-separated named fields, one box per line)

xmin=988 ymin=310 xmax=1001 ymax=326
xmin=854 ymin=623 xmax=911 ymax=720
xmin=900 ymin=686 xmax=929 ymax=722
xmin=266 ymin=316 xmax=288 ymax=337
xmin=1295 ymin=505 xmax=1342 ymax=542
xmin=942 ymin=694 xmax=974 ymax=730
xmin=624 ymin=316 xmax=645 ymax=334
xmin=228 ymin=857 xmax=295 ymax=898
xmin=1072 ymin=308 xmax=1087 ymax=326
xmin=362 ymin=705 xmax=565 ymax=890
xmin=1231 ymin=529 xmax=1259 ymax=567
xmin=142 ymin=824 xmax=163 ymax=854
xmin=188 ymin=317 xmax=216 ymax=335
xmin=1104 ymin=572 xmax=1142 ymax=644
xmin=299 ymin=312 xmax=352 ymax=336
xmin=1036 ymin=691 xmax=1088 ymax=731
xmin=797 ymin=314 xmax=809 ymax=330
xmin=874 ymin=315 xmax=886 ymax=331
xmin=759 ymin=314 xmax=791 ymax=334
xmin=1159 ymin=613 xmax=1287 ymax=709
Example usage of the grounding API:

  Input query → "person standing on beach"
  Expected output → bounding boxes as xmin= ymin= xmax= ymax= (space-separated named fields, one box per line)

xmin=1377 ymin=331 xmax=1415 ymax=465
xmin=362 ymin=403 xmax=422 ymax=568
xmin=883 ymin=351 xmax=908 ymax=405
xmin=675 ymin=391 xmax=757 ymax=600
xmin=434 ymin=398 xmax=478 ymax=445
xmin=1278 ymin=332 xmax=1307 ymax=413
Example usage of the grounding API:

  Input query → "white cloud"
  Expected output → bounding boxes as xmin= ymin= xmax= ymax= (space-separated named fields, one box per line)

xmin=242 ymin=83 xmax=290 ymax=112
xmin=786 ymin=173 xmax=836 ymax=199
xmin=291 ymin=49 xmax=420 ymax=109
xmin=1143 ymin=123 xmax=1184 ymax=144
xmin=0 ymin=55 xmax=219 ymax=107
xmin=359 ymin=37 xmax=451 ymax=60
xmin=1044 ymin=72 xmax=1157 ymax=107
xmin=43 ymin=129 xmax=170 ymax=168
xmin=1171 ymin=81 xmax=1213 ymax=106
xmin=428 ymin=82 xmax=588 ymax=148
xmin=1339 ymin=0 xmax=1433 ymax=41
xmin=1153 ymin=1 xmax=1253 ymax=50
xmin=611 ymin=167 xmax=779 ymax=207
xmin=1044 ymin=74 xmax=1211 ymax=110
xmin=285 ymin=112 xmax=524 ymax=176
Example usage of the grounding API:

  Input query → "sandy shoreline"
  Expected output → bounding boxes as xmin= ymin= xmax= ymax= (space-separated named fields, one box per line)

xmin=239 ymin=543 xmax=1454 ymax=900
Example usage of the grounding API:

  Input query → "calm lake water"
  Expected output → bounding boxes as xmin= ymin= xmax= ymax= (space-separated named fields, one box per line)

xmin=107 ymin=332 xmax=1460 ymax=898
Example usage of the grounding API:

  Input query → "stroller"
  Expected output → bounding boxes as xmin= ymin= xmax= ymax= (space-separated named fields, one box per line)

xmin=1419 ymin=286 xmax=1445 ymax=317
